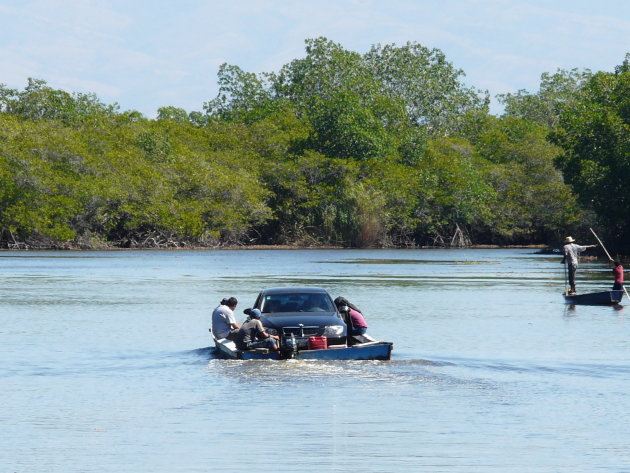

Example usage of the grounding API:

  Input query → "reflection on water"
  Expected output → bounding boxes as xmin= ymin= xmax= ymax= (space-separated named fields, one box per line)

xmin=1 ymin=248 xmax=629 ymax=472
xmin=331 ymin=258 xmax=501 ymax=265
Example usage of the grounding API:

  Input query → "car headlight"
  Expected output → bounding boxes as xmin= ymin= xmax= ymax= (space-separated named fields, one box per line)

xmin=322 ymin=325 xmax=345 ymax=337
xmin=264 ymin=328 xmax=278 ymax=336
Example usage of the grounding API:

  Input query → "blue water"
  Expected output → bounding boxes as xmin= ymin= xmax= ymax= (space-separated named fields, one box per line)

xmin=1 ymin=249 xmax=628 ymax=472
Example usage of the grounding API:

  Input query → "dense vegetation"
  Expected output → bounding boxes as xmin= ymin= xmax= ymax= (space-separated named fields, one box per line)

xmin=1 ymin=39 xmax=628 ymax=252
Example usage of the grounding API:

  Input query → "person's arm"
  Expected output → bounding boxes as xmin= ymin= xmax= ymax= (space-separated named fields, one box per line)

xmin=257 ymin=320 xmax=279 ymax=340
xmin=261 ymin=329 xmax=279 ymax=340
xmin=578 ymin=244 xmax=597 ymax=253
xmin=227 ymin=312 xmax=240 ymax=330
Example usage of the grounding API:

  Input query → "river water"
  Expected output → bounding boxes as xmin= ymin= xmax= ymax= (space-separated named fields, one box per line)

xmin=1 ymin=248 xmax=628 ymax=472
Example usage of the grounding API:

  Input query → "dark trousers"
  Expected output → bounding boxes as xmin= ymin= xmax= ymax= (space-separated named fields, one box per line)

xmin=567 ymin=263 xmax=577 ymax=290
xmin=350 ymin=327 xmax=368 ymax=336
xmin=226 ymin=329 xmax=239 ymax=341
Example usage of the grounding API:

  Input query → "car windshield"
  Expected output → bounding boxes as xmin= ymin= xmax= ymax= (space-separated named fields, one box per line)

xmin=260 ymin=293 xmax=335 ymax=313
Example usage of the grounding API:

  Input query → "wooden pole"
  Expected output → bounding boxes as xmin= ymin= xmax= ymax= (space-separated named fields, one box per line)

xmin=589 ymin=228 xmax=630 ymax=301
xmin=589 ymin=228 xmax=613 ymax=260
xmin=564 ymin=259 xmax=569 ymax=296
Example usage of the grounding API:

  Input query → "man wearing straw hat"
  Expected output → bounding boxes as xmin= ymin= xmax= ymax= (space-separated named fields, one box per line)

xmin=561 ymin=236 xmax=597 ymax=295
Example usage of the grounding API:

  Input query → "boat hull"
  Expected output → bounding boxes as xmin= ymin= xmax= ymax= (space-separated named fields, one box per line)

xmin=213 ymin=338 xmax=393 ymax=361
xmin=294 ymin=342 xmax=393 ymax=360
xmin=563 ymin=290 xmax=623 ymax=305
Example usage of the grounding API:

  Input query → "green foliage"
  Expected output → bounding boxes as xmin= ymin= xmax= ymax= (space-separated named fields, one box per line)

xmin=0 ymin=115 xmax=94 ymax=245
xmin=203 ymin=37 xmax=486 ymax=161
xmin=156 ymin=106 xmax=190 ymax=122
xmin=498 ymin=68 xmax=592 ymax=129
xmin=257 ymin=151 xmax=356 ymax=245
xmin=204 ymin=63 xmax=281 ymax=123
xmin=307 ymin=90 xmax=401 ymax=160
xmin=0 ymin=100 xmax=273 ymax=248
xmin=409 ymin=137 xmax=493 ymax=245
xmin=552 ymin=61 xmax=630 ymax=248
xmin=615 ymin=53 xmax=630 ymax=75
xmin=463 ymin=114 xmax=581 ymax=242
xmin=0 ymin=78 xmax=119 ymax=127
xmin=208 ymin=38 xmax=406 ymax=161
xmin=2 ymin=43 xmax=626 ymax=249
xmin=364 ymin=42 xmax=489 ymax=133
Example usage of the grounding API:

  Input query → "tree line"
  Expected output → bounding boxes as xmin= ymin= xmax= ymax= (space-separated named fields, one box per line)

xmin=1 ymin=38 xmax=628 ymax=252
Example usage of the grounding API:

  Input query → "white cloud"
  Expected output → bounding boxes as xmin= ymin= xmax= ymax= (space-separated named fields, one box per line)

xmin=1 ymin=0 xmax=629 ymax=115
xmin=56 ymin=76 xmax=122 ymax=99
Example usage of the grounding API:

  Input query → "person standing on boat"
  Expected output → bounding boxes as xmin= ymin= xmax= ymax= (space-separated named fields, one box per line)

xmin=211 ymin=297 xmax=240 ymax=341
xmin=235 ymin=309 xmax=280 ymax=353
xmin=612 ymin=261 xmax=624 ymax=291
xmin=333 ymin=296 xmax=368 ymax=336
xmin=561 ymin=236 xmax=597 ymax=295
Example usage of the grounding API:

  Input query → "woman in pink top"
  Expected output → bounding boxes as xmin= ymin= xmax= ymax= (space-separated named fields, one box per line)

xmin=612 ymin=261 xmax=624 ymax=290
xmin=334 ymin=296 xmax=368 ymax=336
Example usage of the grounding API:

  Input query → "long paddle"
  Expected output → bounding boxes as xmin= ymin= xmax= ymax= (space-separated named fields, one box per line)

xmin=589 ymin=228 xmax=630 ymax=301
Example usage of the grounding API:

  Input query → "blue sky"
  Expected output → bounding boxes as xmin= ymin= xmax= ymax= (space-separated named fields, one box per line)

xmin=1 ymin=0 xmax=629 ymax=117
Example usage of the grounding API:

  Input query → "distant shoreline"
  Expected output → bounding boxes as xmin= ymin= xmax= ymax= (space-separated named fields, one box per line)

xmin=1 ymin=244 xmax=552 ymax=251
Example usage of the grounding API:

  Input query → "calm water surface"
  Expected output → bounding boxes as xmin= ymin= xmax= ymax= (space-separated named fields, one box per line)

xmin=1 ymin=249 xmax=628 ymax=472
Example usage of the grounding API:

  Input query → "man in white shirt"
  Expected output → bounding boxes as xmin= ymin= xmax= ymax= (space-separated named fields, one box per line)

xmin=212 ymin=297 xmax=240 ymax=340
xmin=562 ymin=236 xmax=597 ymax=294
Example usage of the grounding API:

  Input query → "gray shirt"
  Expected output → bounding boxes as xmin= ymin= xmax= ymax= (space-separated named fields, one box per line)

xmin=236 ymin=318 xmax=265 ymax=349
xmin=563 ymin=243 xmax=588 ymax=266
xmin=212 ymin=304 xmax=236 ymax=339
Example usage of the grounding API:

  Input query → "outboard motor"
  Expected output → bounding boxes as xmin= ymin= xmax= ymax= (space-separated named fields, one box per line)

xmin=282 ymin=333 xmax=298 ymax=359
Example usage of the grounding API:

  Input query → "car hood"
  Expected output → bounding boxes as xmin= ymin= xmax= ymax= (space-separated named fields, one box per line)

xmin=261 ymin=312 xmax=344 ymax=329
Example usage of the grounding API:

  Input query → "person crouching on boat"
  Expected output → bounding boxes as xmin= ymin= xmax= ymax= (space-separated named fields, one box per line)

xmin=236 ymin=309 xmax=280 ymax=354
xmin=612 ymin=261 xmax=624 ymax=291
xmin=561 ymin=236 xmax=597 ymax=295
xmin=212 ymin=297 xmax=240 ymax=341
xmin=333 ymin=297 xmax=368 ymax=336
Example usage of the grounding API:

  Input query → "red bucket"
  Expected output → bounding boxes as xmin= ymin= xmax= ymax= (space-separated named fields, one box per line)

xmin=308 ymin=336 xmax=328 ymax=350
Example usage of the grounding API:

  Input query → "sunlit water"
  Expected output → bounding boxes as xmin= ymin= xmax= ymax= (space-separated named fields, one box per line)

xmin=1 ymin=249 xmax=628 ymax=472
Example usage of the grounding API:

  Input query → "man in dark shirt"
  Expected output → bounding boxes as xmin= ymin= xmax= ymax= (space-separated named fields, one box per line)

xmin=235 ymin=309 xmax=280 ymax=353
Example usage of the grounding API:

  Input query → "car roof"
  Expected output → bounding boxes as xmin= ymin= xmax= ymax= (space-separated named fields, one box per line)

xmin=259 ymin=287 xmax=329 ymax=295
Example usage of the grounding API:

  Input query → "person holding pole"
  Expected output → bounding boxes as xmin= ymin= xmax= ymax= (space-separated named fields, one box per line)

xmin=589 ymin=227 xmax=630 ymax=301
xmin=561 ymin=236 xmax=597 ymax=295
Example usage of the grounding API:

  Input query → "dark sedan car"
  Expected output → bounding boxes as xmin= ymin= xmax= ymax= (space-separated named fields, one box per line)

xmin=252 ymin=287 xmax=347 ymax=348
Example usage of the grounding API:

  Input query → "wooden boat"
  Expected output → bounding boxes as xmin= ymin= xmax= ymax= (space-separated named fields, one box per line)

xmin=563 ymin=290 xmax=623 ymax=305
xmin=212 ymin=331 xmax=393 ymax=361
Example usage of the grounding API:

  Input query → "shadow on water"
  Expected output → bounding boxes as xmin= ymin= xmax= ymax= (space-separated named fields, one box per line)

xmin=190 ymin=346 xmax=215 ymax=358
xmin=563 ymin=303 xmax=625 ymax=317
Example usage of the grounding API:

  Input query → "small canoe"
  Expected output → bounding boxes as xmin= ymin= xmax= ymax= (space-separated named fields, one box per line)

xmin=563 ymin=290 xmax=623 ymax=305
